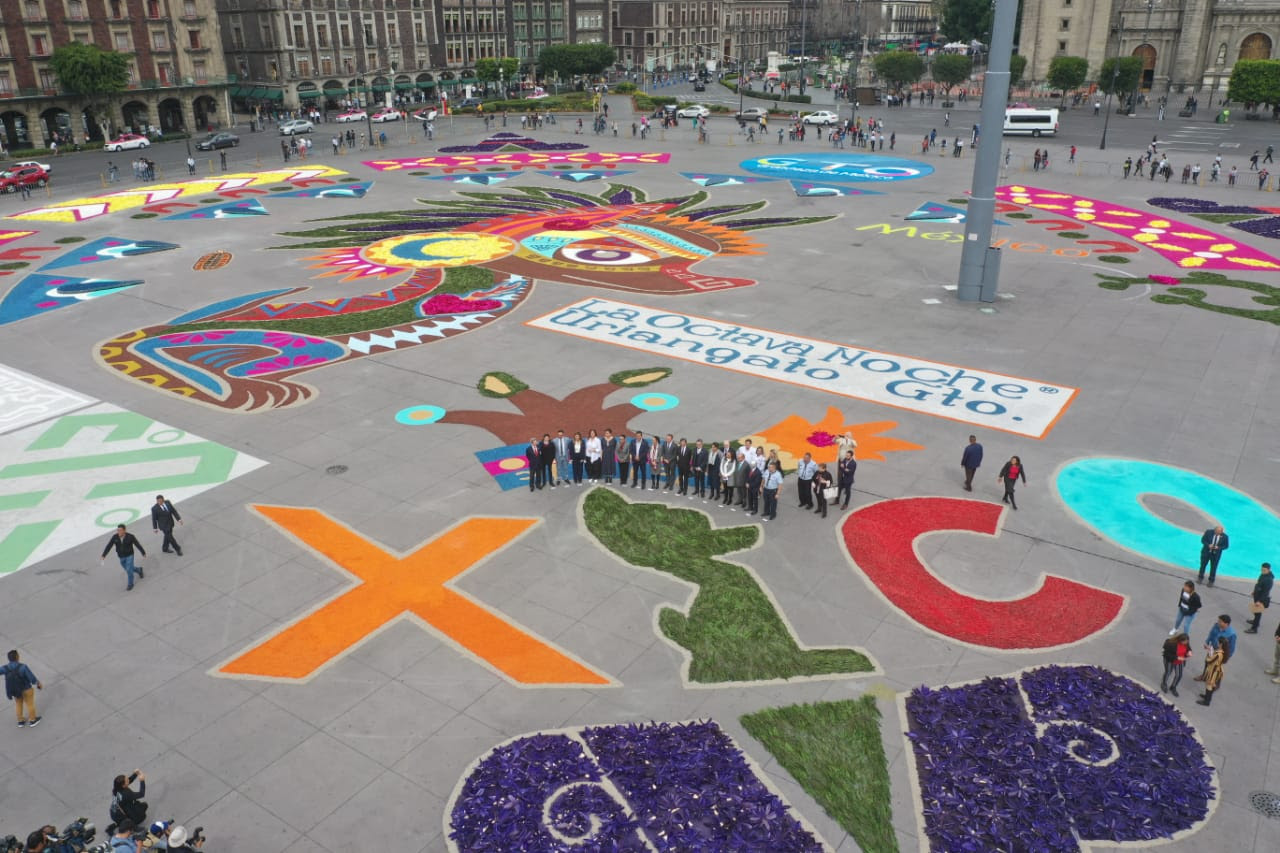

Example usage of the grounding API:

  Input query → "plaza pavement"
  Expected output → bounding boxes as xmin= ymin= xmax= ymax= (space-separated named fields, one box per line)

xmin=1 ymin=94 xmax=1279 ymax=852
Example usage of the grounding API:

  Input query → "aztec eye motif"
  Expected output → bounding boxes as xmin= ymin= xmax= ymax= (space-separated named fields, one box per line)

xmin=97 ymin=185 xmax=831 ymax=413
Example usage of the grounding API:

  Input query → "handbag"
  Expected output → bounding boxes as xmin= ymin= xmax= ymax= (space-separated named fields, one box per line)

xmin=1250 ymin=600 xmax=1266 ymax=614
xmin=822 ymin=486 xmax=839 ymax=502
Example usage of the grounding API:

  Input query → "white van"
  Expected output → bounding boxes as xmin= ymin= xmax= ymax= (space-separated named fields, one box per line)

xmin=1002 ymin=108 xmax=1059 ymax=137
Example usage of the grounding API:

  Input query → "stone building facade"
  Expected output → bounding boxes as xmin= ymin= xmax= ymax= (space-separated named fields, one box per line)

xmin=1020 ymin=0 xmax=1278 ymax=97
xmin=0 ymin=0 xmax=229 ymax=151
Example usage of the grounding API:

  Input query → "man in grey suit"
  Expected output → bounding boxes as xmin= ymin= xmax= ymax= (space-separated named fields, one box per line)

xmin=553 ymin=429 xmax=572 ymax=485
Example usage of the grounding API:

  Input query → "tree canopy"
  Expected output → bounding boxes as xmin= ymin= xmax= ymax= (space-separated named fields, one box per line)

xmin=1227 ymin=59 xmax=1280 ymax=109
xmin=537 ymin=44 xmax=616 ymax=80
xmin=1008 ymin=53 xmax=1027 ymax=88
xmin=1095 ymin=56 xmax=1143 ymax=96
xmin=873 ymin=51 xmax=925 ymax=92
xmin=931 ymin=53 xmax=972 ymax=95
xmin=476 ymin=57 xmax=520 ymax=86
xmin=49 ymin=43 xmax=131 ymax=138
xmin=939 ymin=0 xmax=1024 ymax=45
xmin=1046 ymin=56 xmax=1089 ymax=105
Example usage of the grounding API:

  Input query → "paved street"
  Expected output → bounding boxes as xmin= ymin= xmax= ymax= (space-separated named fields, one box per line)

xmin=1 ymin=92 xmax=1279 ymax=852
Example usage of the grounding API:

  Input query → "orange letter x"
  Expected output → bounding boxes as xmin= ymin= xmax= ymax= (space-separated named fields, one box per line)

xmin=217 ymin=506 xmax=611 ymax=685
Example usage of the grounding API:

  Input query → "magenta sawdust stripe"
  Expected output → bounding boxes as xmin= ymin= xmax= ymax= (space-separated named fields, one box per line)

xmin=996 ymin=185 xmax=1280 ymax=271
xmin=362 ymin=152 xmax=672 ymax=172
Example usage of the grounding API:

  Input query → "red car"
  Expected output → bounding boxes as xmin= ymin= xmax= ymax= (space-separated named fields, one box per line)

xmin=0 ymin=165 xmax=50 ymax=193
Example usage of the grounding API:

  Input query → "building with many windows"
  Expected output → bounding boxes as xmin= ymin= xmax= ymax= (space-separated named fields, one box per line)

xmin=0 ymin=0 xmax=229 ymax=152
xmin=726 ymin=0 xmax=789 ymax=67
xmin=611 ymin=1 xmax=729 ymax=74
xmin=1019 ymin=0 xmax=1278 ymax=97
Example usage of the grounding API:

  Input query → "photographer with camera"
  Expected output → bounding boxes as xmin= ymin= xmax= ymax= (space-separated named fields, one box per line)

xmin=23 ymin=818 xmax=97 ymax=853
xmin=109 ymin=771 xmax=147 ymax=827
xmin=162 ymin=827 xmax=204 ymax=852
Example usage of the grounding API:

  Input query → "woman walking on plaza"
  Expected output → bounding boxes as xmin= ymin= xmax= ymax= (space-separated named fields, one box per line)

xmin=998 ymin=456 xmax=1027 ymax=510
xmin=1161 ymin=633 xmax=1191 ymax=696
xmin=1197 ymin=638 xmax=1229 ymax=705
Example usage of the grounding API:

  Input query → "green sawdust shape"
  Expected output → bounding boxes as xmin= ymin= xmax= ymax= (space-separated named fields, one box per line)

xmin=741 ymin=697 xmax=898 ymax=853
xmin=1097 ymin=270 xmax=1280 ymax=324
xmin=1191 ymin=212 xmax=1260 ymax=225
xmin=584 ymin=488 xmax=873 ymax=683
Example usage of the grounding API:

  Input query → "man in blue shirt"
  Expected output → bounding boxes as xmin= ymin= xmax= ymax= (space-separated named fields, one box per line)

xmin=762 ymin=461 xmax=783 ymax=520
xmin=795 ymin=453 xmax=817 ymax=509
xmin=961 ymin=435 xmax=983 ymax=492
xmin=1202 ymin=615 xmax=1237 ymax=660
xmin=4 ymin=649 xmax=42 ymax=727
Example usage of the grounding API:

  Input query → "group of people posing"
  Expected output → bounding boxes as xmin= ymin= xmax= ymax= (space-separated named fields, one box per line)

xmin=524 ymin=430 xmax=859 ymax=520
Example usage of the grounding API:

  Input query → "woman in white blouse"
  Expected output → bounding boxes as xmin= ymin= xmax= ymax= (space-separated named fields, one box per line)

xmin=585 ymin=429 xmax=603 ymax=483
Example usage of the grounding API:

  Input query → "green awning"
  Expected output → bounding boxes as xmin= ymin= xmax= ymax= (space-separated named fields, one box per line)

xmin=457 ymin=77 xmax=477 ymax=84
xmin=372 ymin=83 xmax=391 ymax=92
xmin=395 ymin=82 xmax=416 ymax=90
xmin=297 ymin=89 xmax=321 ymax=99
xmin=416 ymin=81 xmax=435 ymax=89
xmin=323 ymin=87 xmax=348 ymax=96
xmin=247 ymin=87 xmax=267 ymax=97
xmin=262 ymin=89 xmax=284 ymax=100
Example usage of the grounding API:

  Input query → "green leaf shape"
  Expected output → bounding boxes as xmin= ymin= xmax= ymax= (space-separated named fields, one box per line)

xmin=1096 ymin=270 xmax=1280 ymax=324
xmin=608 ymin=366 xmax=672 ymax=387
xmin=1057 ymin=231 xmax=1089 ymax=239
xmin=477 ymin=372 xmax=528 ymax=398
xmin=1096 ymin=255 xmax=1131 ymax=264
xmin=584 ymin=488 xmax=873 ymax=683
xmin=741 ymin=697 xmax=898 ymax=853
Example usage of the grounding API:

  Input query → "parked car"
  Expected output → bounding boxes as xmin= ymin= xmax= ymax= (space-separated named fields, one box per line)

xmin=456 ymin=98 xmax=484 ymax=109
xmin=801 ymin=110 xmax=839 ymax=126
xmin=10 ymin=159 xmax=51 ymax=174
xmin=371 ymin=109 xmax=401 ymax=123
xmin=676 ymin=104 xmax=712 ymax=119
xmin=104 ymin=133 xmax=150 ymax=152
xmin=693 ymin=80 xmax=706 ymax=92
xmin=194 ymin=132 xmax=239 ymax=151
xmin=0 ymin=165 xmax=50 ymax=192
xmin=279 ymin=119 xmax=315 ymax=135
xmin=335 ymin=110 xmax=367 ymax=123
xmin=735 ymin=107 xmax=769 ymax=122
xmin=413 ymin=108 xmax=438 ymax=122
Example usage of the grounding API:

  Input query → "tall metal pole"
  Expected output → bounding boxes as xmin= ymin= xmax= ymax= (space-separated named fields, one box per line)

xmin=955 ymin=0 xmax=1017 ymax=303
xmin=799 ymin=0 xmax=808 ymax=96
xmin=1127 ymin=0 xmax=1154 ymax=116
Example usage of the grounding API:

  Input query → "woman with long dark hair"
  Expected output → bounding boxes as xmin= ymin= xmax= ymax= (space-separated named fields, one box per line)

xmin=1161 ymin=633 xmax=1190 ymax=696
xmin=110 ymin=769 xmax=147 ymax=825
xmin=997 ymin=455 xmax=1027 ymax=510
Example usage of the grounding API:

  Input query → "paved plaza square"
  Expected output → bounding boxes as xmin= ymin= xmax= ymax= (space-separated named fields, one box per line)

xmin=2 ymin=96 xmax=1280 ymax=852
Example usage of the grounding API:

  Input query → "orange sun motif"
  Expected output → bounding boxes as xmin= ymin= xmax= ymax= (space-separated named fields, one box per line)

xmin=742 ymin=407 xmax=924 ymax=468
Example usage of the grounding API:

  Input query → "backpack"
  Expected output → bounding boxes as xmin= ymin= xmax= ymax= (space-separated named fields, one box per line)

xmin=109 ymin=791 xmax=128 ymax=824
xmin=3 ymin=663 xmax=26 ymax=698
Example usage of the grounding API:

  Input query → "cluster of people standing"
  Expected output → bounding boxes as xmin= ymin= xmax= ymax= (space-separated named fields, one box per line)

xmin=524 ymin=430 xmax=860 ymax=521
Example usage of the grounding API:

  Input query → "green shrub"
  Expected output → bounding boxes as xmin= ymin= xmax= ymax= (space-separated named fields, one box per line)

xmin=612 ymin=82 xmax=637 ymax=94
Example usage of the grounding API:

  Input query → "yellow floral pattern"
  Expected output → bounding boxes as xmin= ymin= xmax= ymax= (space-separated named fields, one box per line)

xmin=997 ymin=186 xmax=1280 ymax=271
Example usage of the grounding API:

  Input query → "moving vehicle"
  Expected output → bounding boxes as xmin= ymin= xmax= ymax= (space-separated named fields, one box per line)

xmin=195 ymin=132 xmax=239 ymax=150
xmin=693 ymin=80 xmax=706 ymax=92
xmin=736 ymin=107 xmax=769 ymax=122
xmin=0 ymin=165 xmax=50 ymax=192
xmin=279 ymin=119 xmax=314 ymax=135
xmin=105 ymin=133 xmax=150 ymax=152
xmin=676 ymin=104 xmax=711 ymax=119
xmin=371 ymin=109 xmax=401 ymax=123
xmin=802 ymin=110 xmax=839 ymax=126
xmin=335 ymin=110 xmax=367 ymax=122
xmin=10 ymin=159 xmax=51 ymax=174
xmin=413 ymin=108 xmax=438 ymax=122
xmin=1002 ymin=107 xmax=1059 ymax=137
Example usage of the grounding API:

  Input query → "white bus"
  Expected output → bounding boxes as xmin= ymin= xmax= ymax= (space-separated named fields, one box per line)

xmin=1002 ymin=108 xmax=1059 ymax=137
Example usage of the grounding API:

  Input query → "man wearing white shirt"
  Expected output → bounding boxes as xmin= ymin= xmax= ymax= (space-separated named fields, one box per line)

xmin=796 ymin=453 xmax=818 ymax=509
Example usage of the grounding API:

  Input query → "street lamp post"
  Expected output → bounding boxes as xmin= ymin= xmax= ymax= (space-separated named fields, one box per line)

xmin=798 ymin=0 xmax=808 ymax=96
xmin=1099 ymin=29 xmax=1122 ymax=149
xmin=1127 ymin=0 xmax=1155 ymax=116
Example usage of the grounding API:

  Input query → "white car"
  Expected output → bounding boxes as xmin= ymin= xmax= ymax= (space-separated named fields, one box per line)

xmin=11 ymin=159 xmax=51 ymax=174
xmin=335 ymin=110 xmax=367 ymax=123
xmin=371 ymin=110 xmax=401 ymax=123
xmin=279 ymin=119 xmax=314 ymax=135
xmin=676 ymin=104 xmax=711 ymax=119
xmin=802 ymin=110 xmax=839 ymax=126
xmin=104 ymin=133 xmax=151 ymax=152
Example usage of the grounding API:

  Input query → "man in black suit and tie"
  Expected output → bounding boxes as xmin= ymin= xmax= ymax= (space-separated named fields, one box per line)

xmin=151 ymin=495 xmax=183 ymax=555
xmin=691 ymin=440 xmax=709 ymax=497
xmin=525 ymin=437 xmax=544 ymax=490
xmin=661 ymin=434 xmax=678 ymax=490
xmin=675 ymin=438 xmax=692 ymax=495
xmin=1199 ymin=526 xmax=1229 ymax=586
xmin=630 ymin=431 xmax=650 ymax=488
xmin=539 ymin=434 xmax=557 ymax=488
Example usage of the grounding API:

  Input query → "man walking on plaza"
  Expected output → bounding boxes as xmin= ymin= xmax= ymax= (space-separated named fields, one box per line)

xmin=1198 ymin=525 xmax=1228 ymax=586
xmin=3 ymin=650 xmax=42 ymax=727
xmin=1265 ymin=621 xmax=1280 ymax=683
xmin=1245 ymin=563 xmax=1273 ymax=633
xmin=101 ymin=523 xmax=146 ymax=591
xmin=1171 ymin=580 xmax=1202 ymax=636
xmin=151 ymin=495 xmax=183 ymax=556
xmin=961 ymin=435 xmax=983 ymax=491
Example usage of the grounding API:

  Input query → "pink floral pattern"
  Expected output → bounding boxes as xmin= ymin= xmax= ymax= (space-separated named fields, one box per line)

xmin=244 ymin=354 xmax=329 ymax=375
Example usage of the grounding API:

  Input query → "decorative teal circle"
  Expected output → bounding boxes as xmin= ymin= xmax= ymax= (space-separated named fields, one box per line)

xmin=631 ymin=392 xmax=680 ymax=412
xmin=739 ymin=153 xmax=933 ymax=182
xmin=97 ymin=508 xmax=141 ymax=527
xmin=396 ymin=405 xmax=446 ymax=425
xmin=147 ymin=428 xmax=185 ymax=444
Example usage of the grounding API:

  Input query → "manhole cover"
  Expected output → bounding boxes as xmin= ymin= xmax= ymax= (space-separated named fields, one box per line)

xmin=325 ymin=465 xmax=348 ymax=475
xmin=1249 ymin=790 xmax=1280 ymax=819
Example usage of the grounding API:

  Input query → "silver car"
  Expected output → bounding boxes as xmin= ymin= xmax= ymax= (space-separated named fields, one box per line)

xmin=279 ymin=119 xmax=314 ymax=136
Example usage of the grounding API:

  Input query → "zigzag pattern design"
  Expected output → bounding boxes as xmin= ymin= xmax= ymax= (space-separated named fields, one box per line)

xmin=342 ymin=313 xmax=492 ymax=354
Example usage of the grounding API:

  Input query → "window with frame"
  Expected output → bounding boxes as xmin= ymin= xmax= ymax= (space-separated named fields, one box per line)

xmin=550 ymin=2 xmax=562 ymax=19
xmin=1060 ymin=19 xmax=1069 ymax=31
xmin=1057 ymin=40 xmax=1067 ymax=52
xmin=110 ymin=0 xmax=123 ymax=18
xmin=69 ymin=0 xmax=86 ymax=19
xmin=39 ymin=68 xmax=57 ymax=89
xmin=152 ymin=30 xmax=169 ymax=50
xmin=514 ymin=22 xmax=526 ymax=38
xmin=147 ymin=0 xmax=160 ymax=19
xmin=297 ymin=58 xmax=309 ymax=77
xmin=338 ymin=25 xmax=348 ymax=46
xmin=532 ymin=21 xmax=545 ymax=39
xmin=364 ymin=24 xmax=374 ymax=43
xmin=387 ymin=23 xmax=396 ymax=42
xmin=32 ymin=33 xmax=49 ymax=54
xmin=193 ymin=59 xmax=207 ymax=80
xmin=294 ymin=24 xmax=305 ymax=45
xmin=24 ymin=1 xmax=41 ymax=20
xmin=73 ymin=30 xmax=90 ymax=43
xmin=0 ymin=70 xmax=12 ymax=94
xmin=414 ymin=22 xmax=424 ymax=40
xmin=532 ymin=3 xmax=544 ymax=19
xmin=550 ymin=21 xmax=563 ymax=37
xmin=158 ymin=62 xmax=173 ymax=84
xmin=189 ymin=29 xmax=202 ymax=48
xmin=184 ymin=0 xmax=197 ymax=15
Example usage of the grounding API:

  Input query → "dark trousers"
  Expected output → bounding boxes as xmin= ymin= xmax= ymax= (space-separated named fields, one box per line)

xmin=664 ymin=463 xmax=677 ymax=489
xmin=837 ymin=480 xmax=853 ymax=508
xmin=815 ymin=485 xmax=828 ymax=517
xmin=572 ymin=459 xmax=584 ymax=483
xmin=631 ymin=462 xmax=647 ymax=488
xmin=722 ymin=484 xmax=735 ymax=505
xmin=1002 ymin=479 xmax=1018 ymax=509
xmin=1198 ymin=549 xmax=1222 ymax=582
xmin=651 ymin=464 xmax=661 ymax=488
xmin=763 ymin=488 xmax=778 ymax=519
xmin=798 ymin=478 xmax=813 ymax=508
xmin=678 ymin=469 xmax=689 ymax=493
xmin=615 ymin=460 xmax=628 ymax=485
xmin=704 ymin=470 xmax=717 ymax=497
xmin=963 ymin=466 xmax=978 ymax=490
xmin=692 ymin=471 xmax=704 ymax=495
xmin=541 ymin=461 xmax=555 ymax=486
xmin=747 ymin=487 xmax=759 ymax=513
xmin=1249 ymin=606 xmax=1265 ymax=630
xmin=159 ymin=527 xmax=181 ymax=553
xmin=1161 ymin=661 xmax=1184 ymax=691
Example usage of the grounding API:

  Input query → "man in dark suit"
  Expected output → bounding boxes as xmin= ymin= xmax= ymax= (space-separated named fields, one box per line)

xmin=691 ymin=439 xmax=709 ymax=497
xmin=525 ymin=437 xmax=544 ymax=490
xmin=837 ymin=451 xmax=857 ymax=510
xmin=733 ymin=451 xmax=750 ymax=506
xmin=539 ymin=434 xmax=557 ymax=489
xmin=630 ymin=431 xmax=650 ymax=488
xmin=151 ymin=494 xmax=183 ymax=555
xmin=675 ymin=438 xmax=692 ymax=495
xmin=1198 ymin=526 xmax=1228 ymax=586
xmin=745 ymin=463 xmax=763 ymax=515
xmin=661 ymin=434 xmax=678 ymax=490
